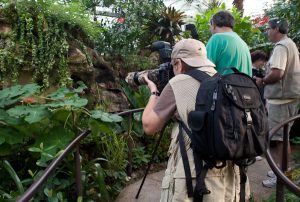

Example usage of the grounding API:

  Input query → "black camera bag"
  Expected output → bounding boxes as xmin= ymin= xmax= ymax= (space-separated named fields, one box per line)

xmin=178 ymin=68 xmax=268 ymax=202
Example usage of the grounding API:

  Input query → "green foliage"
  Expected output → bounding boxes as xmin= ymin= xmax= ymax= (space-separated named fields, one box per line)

xmin=3 ymin=160 xmax=24 ymax=194
xmin=121 ymin=81 xmax=150 ymax=108
xmin=95 ymin=1 xmax=187 ymax=73
xmin=0 ymin=83 xmax=40 ymax=108
xmin=0 ymin=0 xmax=103 ymax=88
xmin=265 ymin=191 xmax=299 ymax=202
xmin=96 ymin=0 xmax=165 ymax=59
xmin=144 ymin=6 xmax=186 ymax=46
xmin=121 ymin=80 xmax=170 ymax=164
xmin=132 ymin=146 xmax=151 ymax=169
xmin=0 ymin=82 xmax=128 ymax=201
xmin=194 ymin=3 xmax=266 ymax=50
xmin=81 ymin=158 xmax=110 ymax=202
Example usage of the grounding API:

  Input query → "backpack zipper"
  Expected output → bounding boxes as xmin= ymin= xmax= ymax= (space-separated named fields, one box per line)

xmin=211 ymin=89 xmax=217 ymax=111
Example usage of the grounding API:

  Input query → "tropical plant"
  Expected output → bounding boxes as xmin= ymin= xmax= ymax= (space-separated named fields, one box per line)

xmin=96 ymin=0 xmax=165 ymax=58
xmin=233 ymin=0 xmax=244 ymax=13
xmin=144 ymin=6 xmax=186 ymax=46
xmin=0 ymin=82 xmax=127 ymax=201
xmin=202 ymin=0 xmax=223 ymax=11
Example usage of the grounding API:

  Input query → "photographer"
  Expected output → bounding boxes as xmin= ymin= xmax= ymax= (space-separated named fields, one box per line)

xmin=251 ymin=50 xmax=268 ymax=104
xmin=251 ymin=50 xmax=268 ymax=78
xmin=142 ymin=39 xmax=243 ymax=201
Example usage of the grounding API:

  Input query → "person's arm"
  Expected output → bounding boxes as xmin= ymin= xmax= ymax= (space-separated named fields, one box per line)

xmin=142 ymin=75 xmax=166 ymax=135
xmin=255 ymin=68 xmax=284 ymax=86
xmin=255 ymin=45 xmax=286 ymax=86
xmin=206 ymin=35 xmax=219 ymax=65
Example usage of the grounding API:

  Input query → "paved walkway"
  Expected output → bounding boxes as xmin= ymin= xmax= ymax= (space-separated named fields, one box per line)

xmin=116 ymin=158 xmax=275 ymax=202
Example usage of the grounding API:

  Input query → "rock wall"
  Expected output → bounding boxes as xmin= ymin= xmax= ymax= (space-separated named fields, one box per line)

xmin=0 ymin=20 xmax=129 ymax=112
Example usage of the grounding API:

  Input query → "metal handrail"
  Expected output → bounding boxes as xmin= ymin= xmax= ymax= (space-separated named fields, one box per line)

xmin=265 ymin=114 xmax=300 ymax=201
xmin=16 ymin=108 xmax=144 ymax=202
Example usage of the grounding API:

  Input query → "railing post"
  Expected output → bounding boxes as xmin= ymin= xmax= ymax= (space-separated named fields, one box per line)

xmin=127 ymin=112 xmax=134 ymax=177
xmin=75 ymin=145 xmax=83 ymax=200
xmin=276 ymin=124 xmax=289 ymax=202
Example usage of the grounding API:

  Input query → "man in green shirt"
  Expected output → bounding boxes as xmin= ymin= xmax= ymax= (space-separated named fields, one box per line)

xmin=206 ymin=10 xmax=252 ymax=76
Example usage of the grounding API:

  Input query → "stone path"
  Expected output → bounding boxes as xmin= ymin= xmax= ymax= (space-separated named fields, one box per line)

xmin=116 ymin=158 xmax=275 ymax=202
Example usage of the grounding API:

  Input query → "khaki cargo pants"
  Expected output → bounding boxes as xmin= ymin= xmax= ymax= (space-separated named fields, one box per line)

xmin=160 ymin=162 xmax=250 ymax=202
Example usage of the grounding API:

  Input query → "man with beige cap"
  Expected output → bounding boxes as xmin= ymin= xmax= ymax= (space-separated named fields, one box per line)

xmin=142 ymin=38 xmax=243 ymax=201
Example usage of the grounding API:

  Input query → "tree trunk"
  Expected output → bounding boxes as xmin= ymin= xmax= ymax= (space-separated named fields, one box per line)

xmin=233 ymin=0 xmax=244 ymax=15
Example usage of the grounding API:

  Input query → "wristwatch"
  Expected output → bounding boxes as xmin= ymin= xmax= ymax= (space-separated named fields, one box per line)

xmin=151 ymin=91 xmax=160 ymax=96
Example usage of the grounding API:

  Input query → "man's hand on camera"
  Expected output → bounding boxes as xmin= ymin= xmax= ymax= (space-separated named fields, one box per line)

xmin=254 ymin=76 xmax=264 ymax=87
xmin=144 ymin=73 xmax=158 ymax=94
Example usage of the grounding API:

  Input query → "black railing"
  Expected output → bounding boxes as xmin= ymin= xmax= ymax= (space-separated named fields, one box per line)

xmin=17 ymin=110 xmax=300 ymax=202
xmin=16 ymin=108 xmax=144 ymax=202
xmin=265 ymin=114 xmax=300 ymax=201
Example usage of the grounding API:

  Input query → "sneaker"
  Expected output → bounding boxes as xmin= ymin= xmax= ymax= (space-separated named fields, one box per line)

xmin=267 ymin=170 xmax=276 ymax=178
xmin=262 ymin=177 xmax=277 ymax=188
xmin=255 ymin=156 xmax=263 ymax=161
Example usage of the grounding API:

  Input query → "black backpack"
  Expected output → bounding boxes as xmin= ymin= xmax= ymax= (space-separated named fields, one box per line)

xmin=178 ymin=68 xmax=268 ymax=202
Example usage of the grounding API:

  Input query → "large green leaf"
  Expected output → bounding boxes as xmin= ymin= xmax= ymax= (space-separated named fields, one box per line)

xmin=0 ymin=109 xmax=21 ymax=125
xmin=45 ymin=95 xmax=88 ymax=108
xmin=0 ymin=136 xmax=5 ymax=145
xmin=0 ymin=84 xmax=40 ymax=108
xmin=90 ymin=110 xmax=123 ymax=122
xmin=7 ymin=105 xmax=51 ymax=124
xmin=94 ymin=163 xmax=109 ymax=202
xmin=34 ymin=126 xmax=75 ymax=150
xmin=0 ymin=127 xmax=24 ymax=145
xmin=47 ymin=81 xmax=87 ymax=100
xmin=47 ymin=87 xmax=70 ymax=100
xmin=72 ymin=81 xmax=88 ymax=93
xmin=0 ymin=143 xmax=12 ymax=156
xmin=88 ymin=119 xmax=114 ymax=135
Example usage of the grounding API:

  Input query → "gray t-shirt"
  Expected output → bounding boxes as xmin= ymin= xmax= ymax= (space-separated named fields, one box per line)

xmin=153 ymin=83 xmax=176 ymax=121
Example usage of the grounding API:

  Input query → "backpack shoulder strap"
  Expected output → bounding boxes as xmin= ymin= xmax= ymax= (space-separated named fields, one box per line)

xmin=185 ymin=69 xmax=212 ymax=82
xmin=177 ymin=122 xmax=194 ymax=197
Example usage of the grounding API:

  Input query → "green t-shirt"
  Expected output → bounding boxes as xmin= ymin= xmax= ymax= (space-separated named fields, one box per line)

xmin=206 ymin=32 xmax=252 ymax=76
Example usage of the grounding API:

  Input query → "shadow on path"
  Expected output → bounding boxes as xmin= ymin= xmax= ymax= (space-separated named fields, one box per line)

xmin=115 ymin=158 xmax=274 ymax=202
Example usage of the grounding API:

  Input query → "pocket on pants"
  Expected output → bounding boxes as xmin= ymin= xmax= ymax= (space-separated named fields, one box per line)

xmin=160 ymin=174 xmax=173 ymax=202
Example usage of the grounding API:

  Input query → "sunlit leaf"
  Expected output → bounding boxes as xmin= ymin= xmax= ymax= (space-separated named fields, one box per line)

xmin=46 ymin=95 xmax=88 ymax=108
xmin=90 ymin=110 xmax=123 ymax=122
xmin=73 ymin=81 xmax=88 ymax=93
xmin=28 ymin=147 xmax=42 ymax=152
xmin=133 ymin=112 xmax=142 ymax=121
xmin=47 ymin=87 xmax=70 ymax=100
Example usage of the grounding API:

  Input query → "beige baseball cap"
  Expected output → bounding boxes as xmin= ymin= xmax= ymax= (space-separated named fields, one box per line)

xmin=171 ymin=38 xmax=215 ymax=68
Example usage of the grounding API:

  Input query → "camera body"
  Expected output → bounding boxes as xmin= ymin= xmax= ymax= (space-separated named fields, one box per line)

xmin=126 ymin=41 xmax=174 ymax=92
xmin=252 ymin=68 xmax=265 ymax=79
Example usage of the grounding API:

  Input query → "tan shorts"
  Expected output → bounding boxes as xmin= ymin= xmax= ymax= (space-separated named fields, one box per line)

xmin=160 ymin=162 xmax=250 ymax=202
xmin=267 ymin=99 xmax=299 ymax=141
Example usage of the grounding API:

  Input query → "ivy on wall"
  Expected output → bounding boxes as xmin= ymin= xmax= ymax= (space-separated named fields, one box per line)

xmin=0 ymin=1 xmax=102 ymax=88
xmin=0 ymin=2 xmax=70 ymax=88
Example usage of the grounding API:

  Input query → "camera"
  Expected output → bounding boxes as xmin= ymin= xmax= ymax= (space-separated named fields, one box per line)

xmin=125 ymin=41 xmax=174 ymax=92
xmin=252 ymin=68 xmax=265 ymax=79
